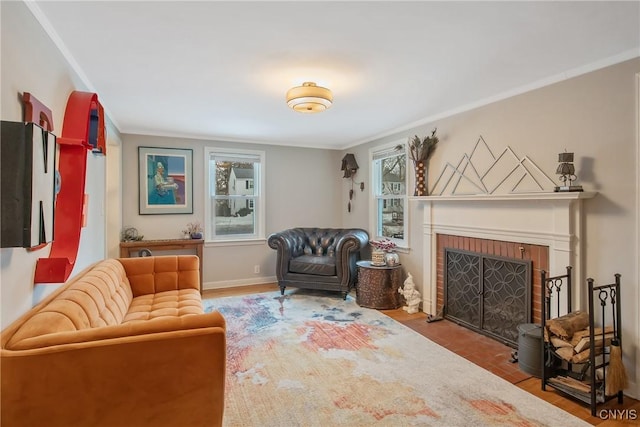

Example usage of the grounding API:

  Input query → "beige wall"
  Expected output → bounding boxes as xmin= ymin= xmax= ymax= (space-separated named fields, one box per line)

xmin=345 ymin=58 xmax=640 ymax=398
xmin=105 ymin=120 xmax=123 ymax=258
xmin=0 ymin=2 xmax=111 ymax=327
xmin=120 ymin=134 xmax=343 ymax=287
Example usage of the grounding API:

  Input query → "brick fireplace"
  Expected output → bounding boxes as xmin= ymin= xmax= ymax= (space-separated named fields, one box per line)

xmin=436 ymin=234 xmax=549 ymax=325
xmin=417 ymin=192 xmax=595 ymax=323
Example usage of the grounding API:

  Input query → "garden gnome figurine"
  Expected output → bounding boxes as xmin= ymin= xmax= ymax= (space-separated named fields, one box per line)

xmin=398 ymin=273 xmax=421 ymax=314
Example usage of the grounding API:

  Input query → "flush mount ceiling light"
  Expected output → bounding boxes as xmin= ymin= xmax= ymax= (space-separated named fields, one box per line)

xmin=286 ymin=82 xmax=332 ymax=113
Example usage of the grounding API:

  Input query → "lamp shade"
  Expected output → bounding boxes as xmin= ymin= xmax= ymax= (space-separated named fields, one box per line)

xmin=558 ymin=152 xmax=574 ymax=162
xmin=286 ymin=82 xmax=332 ymax=113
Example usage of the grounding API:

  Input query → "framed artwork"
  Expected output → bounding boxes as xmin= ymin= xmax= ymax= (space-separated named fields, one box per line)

xmin=138 ymin=146 xmax=193 ymax=214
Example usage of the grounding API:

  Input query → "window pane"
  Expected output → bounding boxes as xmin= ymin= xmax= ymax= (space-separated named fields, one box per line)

xmin=214 ymin=199 xmax=256 ymax=236
xmin=377 ymin=198 xmax=404 ymax=239
xmin=212 ymin=161 xmax=257 ymax=237
xmin=372 ymin=143 xmax=407 ymax=247
xmin=214 ymin=161 xmax=255 ymax=196
xmin=380 ymin=154 xmax=405 ymax=195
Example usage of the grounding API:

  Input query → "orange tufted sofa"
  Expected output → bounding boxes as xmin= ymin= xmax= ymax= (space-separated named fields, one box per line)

xmin=1 ymin=255 xmax=226 ymax=427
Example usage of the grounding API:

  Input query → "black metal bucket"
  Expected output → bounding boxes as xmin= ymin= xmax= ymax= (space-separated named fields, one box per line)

xmin=517 ymin=323 xmax=542 ymax=378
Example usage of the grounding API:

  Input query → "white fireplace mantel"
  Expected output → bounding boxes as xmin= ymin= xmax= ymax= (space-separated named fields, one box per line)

xmin=410 ymin=191 xmax=596 ymax=203
xmin=413 ymin=191 xmax=597 ymax=315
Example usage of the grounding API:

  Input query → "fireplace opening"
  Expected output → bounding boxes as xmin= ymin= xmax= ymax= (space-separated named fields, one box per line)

xmin=436 ymin=234 xmax=549 ymax=332
xmin=444 ymin=248 xmax=532 ymax=348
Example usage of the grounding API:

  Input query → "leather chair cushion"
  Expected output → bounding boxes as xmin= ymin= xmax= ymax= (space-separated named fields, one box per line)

xmin=303 ymin=243 xmax=336 ymax=257
xmin=289 ymin=255 xmax=336 ymax=276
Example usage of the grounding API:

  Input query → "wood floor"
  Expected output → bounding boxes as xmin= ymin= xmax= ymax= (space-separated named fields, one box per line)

xmin=203 ymin=284 xmax=639 ymax=426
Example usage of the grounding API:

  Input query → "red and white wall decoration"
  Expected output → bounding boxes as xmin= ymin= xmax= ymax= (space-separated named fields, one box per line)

xmin=0 ymin=91 xmax=106 ymax=283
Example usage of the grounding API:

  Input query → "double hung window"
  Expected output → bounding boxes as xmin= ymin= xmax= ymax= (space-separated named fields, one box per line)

xmin=205 ymin=147 xmax=265 ymax=242
xmin=371 ymin=142 xmax=408 ymax=247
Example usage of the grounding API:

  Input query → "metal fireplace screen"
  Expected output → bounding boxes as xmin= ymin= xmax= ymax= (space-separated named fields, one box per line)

xmin=444 ymin=248 xmax=532 ymax=347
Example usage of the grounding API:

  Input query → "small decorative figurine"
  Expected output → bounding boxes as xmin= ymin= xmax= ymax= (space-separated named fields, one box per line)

xmin=183 ymin=221 xmax=203 ymax=239
xmin=398 ymin=272 xmax=421 ymax=314
xmin=554 ymin=152 xmax=583 ymax=192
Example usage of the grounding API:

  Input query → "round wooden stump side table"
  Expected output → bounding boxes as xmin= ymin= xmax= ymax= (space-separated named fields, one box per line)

xmin=356 ymin=260 xmax=403 ymax=309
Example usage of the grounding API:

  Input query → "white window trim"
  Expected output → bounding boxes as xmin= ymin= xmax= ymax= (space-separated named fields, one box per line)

xmin=204 ymin=147 xmax=266 ymax=245
xmin=369 ymin=139 xmax=409 ymax=250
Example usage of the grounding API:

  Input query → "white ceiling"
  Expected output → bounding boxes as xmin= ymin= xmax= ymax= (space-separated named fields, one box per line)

xmin=31 ymin=1 xmax=639 ymax=150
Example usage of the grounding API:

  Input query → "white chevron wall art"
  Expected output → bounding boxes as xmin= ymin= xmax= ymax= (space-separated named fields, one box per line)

xmin=429 ymin=136 xmax=556 ymax=196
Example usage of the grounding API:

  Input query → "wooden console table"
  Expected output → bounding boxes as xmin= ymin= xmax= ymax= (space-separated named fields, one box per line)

xmin=119 ymin=239 xmax=204 ymax=293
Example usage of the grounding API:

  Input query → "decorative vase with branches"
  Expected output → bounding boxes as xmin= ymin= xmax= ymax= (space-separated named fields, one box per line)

xmin=402 ymin=128 xmax=439 ymax=196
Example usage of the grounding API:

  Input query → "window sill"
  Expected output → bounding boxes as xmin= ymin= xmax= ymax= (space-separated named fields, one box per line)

xmin=205 ymin=238 xmax=266 ymax=248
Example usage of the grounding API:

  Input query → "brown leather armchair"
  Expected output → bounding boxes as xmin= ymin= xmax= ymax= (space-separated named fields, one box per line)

xmin=268 ymin=227 xmax=369 ymax=299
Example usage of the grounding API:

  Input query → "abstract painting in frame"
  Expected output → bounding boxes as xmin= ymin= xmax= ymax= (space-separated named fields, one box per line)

xmin=138 ymin=146 xmax=193 ymax=214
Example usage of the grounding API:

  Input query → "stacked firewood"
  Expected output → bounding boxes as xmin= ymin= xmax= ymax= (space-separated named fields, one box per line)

xmin=544 ymin=310 xmax=614 ymax=364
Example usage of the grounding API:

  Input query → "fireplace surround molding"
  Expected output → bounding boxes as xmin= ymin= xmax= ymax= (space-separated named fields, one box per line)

xmin=413 ymin=191 xmax=596 ymax=316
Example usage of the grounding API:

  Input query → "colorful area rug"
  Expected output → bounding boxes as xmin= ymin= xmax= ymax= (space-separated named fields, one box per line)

xmin=204 ymin=290 xmax=589 ymax=426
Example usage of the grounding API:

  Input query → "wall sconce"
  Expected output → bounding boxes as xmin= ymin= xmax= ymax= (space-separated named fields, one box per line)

xmin=341 ymin=153 xmax=365 ymax=212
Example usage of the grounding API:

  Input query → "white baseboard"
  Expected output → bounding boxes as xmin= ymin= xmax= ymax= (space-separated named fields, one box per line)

xmin=203 ymin=276 xmax=277 ymax=290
